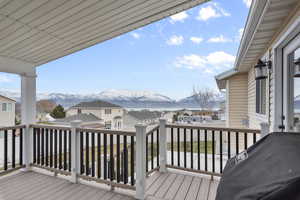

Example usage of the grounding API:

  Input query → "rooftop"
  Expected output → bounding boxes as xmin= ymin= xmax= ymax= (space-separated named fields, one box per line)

xmin=128 ymin=110 xmax=161 ymax=121
xmin=72 ymin=100 xmax=121 ymax=109
xmin=55 ymin=113 xmax=101 ymax=123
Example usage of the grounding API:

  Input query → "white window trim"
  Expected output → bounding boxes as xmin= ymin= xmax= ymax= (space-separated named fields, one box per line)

xmin=273 ymin=16 xmax=300 ymax=132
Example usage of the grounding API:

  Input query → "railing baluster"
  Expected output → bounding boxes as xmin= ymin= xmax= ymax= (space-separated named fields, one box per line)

xmin=85 ymin=132 xmax=89 ymax=175
xmin=97 ymin=133 xmax=101 ymax=178
xmin=171 ymin=128 xmax=174 ymax=165
xmin=253 ymin=133 xmax=257 ymax=144
xmin=177 ymin=128 xmax=180 ymax=167
xmin=227 ymin=131 xmax=231 ymax=159
xmin=37 ymin=128 xmax=40 ymax=165
xmin=204 ymin=129 xmax=207 ymax=171
xmin=19 ymin=128 xmax=23 ymax=166
xmin=146 ymin=135 xmax=148 ymax=172
xmin=4 ymin=130 xmax=7 ymax=170
xmin=156 ymin=129 xmax=159 ymax=167
xmin=80 ymin=132 xmax=84 ymax=174
xmin=220 ymin=131 xmax=223 ymax=173
xmin=236 ymin=132 xmax=239 ymax=155
xmin=59 ymin=130 xmax=62 ymax=169
xmin=123 ymin=135 xmax=128 ymax=184
xmin=104 ymin=133 xmax=107 ymax=179
xmin=131 ymin=136 xmax=135 ymax=185
xmin=212 ymin=130 xmax=215 ymax=173
xmin=33 ymin=128 xmax=36 ymax=164
xmin=50 ymin=129 xmax=53 ymax=167
xmin=12 ymin=129 xmax=16 ymax=168
xmin=109 ymin=134 xmax=114 ymax=181
xmin=45 ymin=129 xmax=49 ymax=167
xmin=41 ymin=128 xmax=44 ymax=166
xmin=54 ymin=129 xmax=57 ymax=168
xmin=190 ymin=129 xmax=193 ymax=169
xmin=197 ymin=129 xmax=200 ymax=170
xmin=151 ymin=132 xmax=154 ymax=170
xmin=91 ymin=132 xmax=95 ymax=177
xmin=63 ymin=130 xmax=67 ymax=170
xmin=244 ymin=132 xmax=248 ymax=150
xmin=68 ymin=130 xmax=71 ymax=172
xmin=116 ymin=135 xmax=120 ymax=182
xmin=184 ymin=128 xmax=187 ymax=168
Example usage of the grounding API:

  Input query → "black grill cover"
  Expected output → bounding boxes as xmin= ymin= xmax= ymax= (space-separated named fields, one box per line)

xmin=216 ymin=132 xmax=300 ymax=200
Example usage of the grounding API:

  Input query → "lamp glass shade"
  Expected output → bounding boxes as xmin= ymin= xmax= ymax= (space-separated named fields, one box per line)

xmin=294 ymin=58 xmax=300 ymax=77
xmin=255 ymin=62 xmax=267 ymax=80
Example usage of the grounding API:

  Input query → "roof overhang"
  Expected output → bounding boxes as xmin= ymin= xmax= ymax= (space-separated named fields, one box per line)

xmin=0 ymin=0 xmax=209 ymax=69
xmin=215 ymin=69 xmax=238 ymax=90
xmin=235 ymin=0 xmax=300 ymax=72
xmin=216 ymin=0 xmax=300 ymax=90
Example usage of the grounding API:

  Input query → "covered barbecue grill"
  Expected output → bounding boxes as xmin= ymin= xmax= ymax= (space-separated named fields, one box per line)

xmin=216 ymin=132 xmax=300 ymax=200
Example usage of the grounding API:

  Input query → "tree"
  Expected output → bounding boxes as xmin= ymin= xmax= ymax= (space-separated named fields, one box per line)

xmin=50 ymin=105 xmax=66 ymax=119
xmin=193 ymin=87 xmax=215 ymax=110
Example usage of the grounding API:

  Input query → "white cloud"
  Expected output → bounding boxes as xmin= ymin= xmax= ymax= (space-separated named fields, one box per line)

xmin=197 ymin=2 xmax=230 ymax=21
xmin=208 ymin=35 xmax=232 ymax=43
xmin=0 ymin=74 xmax=11 ymax=83
xmin=190 ymin=37 xmax=204 ymax=44
xmin=206 ymin=51 xmax=236 ymax=67
xmin=131 ymin=32 xmax=140 ymax=39
xmin=243 ymin=0 xmax=252 ymax=8
xmin=166 ymin=35 xmax=184 ymax=46
xmin=170 ymin=11 xmax=188 ymax=23
xmin=174 ymin=51 xmax=235 ymax=72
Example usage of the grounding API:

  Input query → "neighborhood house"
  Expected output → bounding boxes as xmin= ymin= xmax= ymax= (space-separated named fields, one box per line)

xmin=66 ymin=100 xmax=124 ymax=130
xmin=0 ymin=95 xmax=15 ymax=127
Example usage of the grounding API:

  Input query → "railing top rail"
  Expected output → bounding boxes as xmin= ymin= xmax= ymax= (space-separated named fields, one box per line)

xmin=0 ymin=125 xmax=26 ymax=131
xmin=166 ymin=123 xmax=261 ymax=134
xmin=77 ymin=127 xmax=136 ymax=136
xmin=29 ymin=124 xmax=72 ymax=131
xmin=146 ymin=125 xmax=159 ymax=136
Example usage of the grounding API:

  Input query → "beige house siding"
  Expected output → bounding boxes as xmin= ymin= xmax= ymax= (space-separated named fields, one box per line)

xmin=246 ymin=8 xmax=300 ymax=131
xmin=227 ymin=73 xmax=248 ymax=128
xmin=0 ymin=96 xmax=15 ymax=127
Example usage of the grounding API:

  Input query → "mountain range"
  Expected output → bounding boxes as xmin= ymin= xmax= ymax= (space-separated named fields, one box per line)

xmin=0 ymin=89 xmax=224 ymax=109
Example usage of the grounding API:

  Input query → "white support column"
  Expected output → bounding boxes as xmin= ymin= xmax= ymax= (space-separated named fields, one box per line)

xmin=135 ymin=123 xmax=147 ymax=200
xmin=159 ymin=119 xmax=167 ymax=173
xmin=260 ymin=122 xmax=270 ymax=137
xmin=70 ymin=120 xmax=81 ymax=183
xmin=21 ymin=71 xmax=37 ymax=169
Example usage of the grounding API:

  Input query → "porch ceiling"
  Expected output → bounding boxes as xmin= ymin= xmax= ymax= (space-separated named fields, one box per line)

xmin=236 ymin=0 xmax=300 ymax=72
xmin=0 ymin=0 xmax=208 ymax=67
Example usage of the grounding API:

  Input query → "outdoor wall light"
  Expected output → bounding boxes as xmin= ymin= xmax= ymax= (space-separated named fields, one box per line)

xmin=294 ymin=58 xmax=300 ymax=78
xmin=254 ymin=59 xmax=272 ymax=80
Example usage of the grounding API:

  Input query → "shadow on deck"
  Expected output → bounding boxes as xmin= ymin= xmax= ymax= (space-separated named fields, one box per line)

xmin=0 ymin=170 xmax=219 ymax=200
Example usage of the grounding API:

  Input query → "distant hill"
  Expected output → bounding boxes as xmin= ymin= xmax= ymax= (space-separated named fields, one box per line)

xmin=1 ymin=89 xmax=224 ymax=109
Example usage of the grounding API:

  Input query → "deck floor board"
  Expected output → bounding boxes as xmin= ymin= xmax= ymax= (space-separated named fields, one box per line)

xmin=0 ymin=170 xmax=219 ymax=200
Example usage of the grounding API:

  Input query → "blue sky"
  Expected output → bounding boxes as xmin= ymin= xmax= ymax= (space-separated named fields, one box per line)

xmin=0 ymin=0 xmax=251 ymax=100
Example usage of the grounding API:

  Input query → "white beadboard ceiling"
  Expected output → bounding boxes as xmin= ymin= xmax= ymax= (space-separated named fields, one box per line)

xmin=0 ymin=0 xmax=209 ymax=66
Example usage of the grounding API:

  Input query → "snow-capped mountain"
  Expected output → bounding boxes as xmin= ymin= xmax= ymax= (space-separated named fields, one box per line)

xmin=97 ymin=90 xmax=174 ymax=102
xmin=0 ymin=89 xmax=224 ymax=109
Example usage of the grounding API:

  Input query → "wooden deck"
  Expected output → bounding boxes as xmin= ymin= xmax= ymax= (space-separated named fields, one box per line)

xmin=0 ymin=170 xmax=219 ymax=200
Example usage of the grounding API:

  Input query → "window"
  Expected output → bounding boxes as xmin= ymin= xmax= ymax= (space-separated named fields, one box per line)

xmin=105 ymin=121 xmax=111 ymax=129
xmin=256 ymin=79 xmax=267 ymax=115
xmin=105 ymin=109 xmax=111 ymax=115
xmin=2 ymin=103 xmax=12 ymax=112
